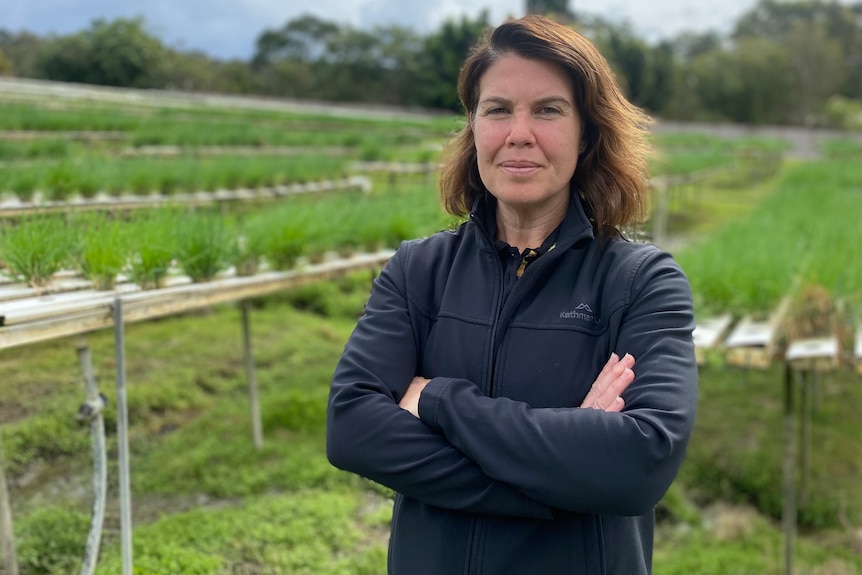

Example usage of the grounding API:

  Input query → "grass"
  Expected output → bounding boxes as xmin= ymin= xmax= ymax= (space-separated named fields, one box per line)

xmin=0 ymin=154 xmax=353 ymax=199
xmin=1 ymin=88 xmax=859 ymax=571
xmin=0 ymin=181 xmax=452 ymax=288
xmin=126 ymin=209 xmax=179 ymax=289
xmin=675 ymin=159 xmax=862 ymax=317
xmin=175 ymin=210 xmax=234 ymax=282
xmin=2 ymin=273 xmax=860 ymax=573
xmin=818 ymin=137 xmax=862 ymax=159
xmin=0 ymin=213 xmax=72 ymax=292
xmin=680 ymin=361 xmax=862 ymax=530
xmin=72 ymin=212 xmax=129 ymax=290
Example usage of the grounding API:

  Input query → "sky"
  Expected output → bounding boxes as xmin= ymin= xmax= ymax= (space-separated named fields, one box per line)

xmin=0 ymin=0 xmax=818 ymax=61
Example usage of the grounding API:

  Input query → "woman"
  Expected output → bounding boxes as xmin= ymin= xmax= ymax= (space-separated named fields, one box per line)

xmin=327 ymin=14 xmax=697 ymax=575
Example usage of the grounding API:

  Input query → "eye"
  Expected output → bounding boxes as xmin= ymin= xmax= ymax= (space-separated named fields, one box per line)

xmin=484 ymin=107 xmax=508 ymax=116
xmin=538 ymin=106 xmax=562 ymax=115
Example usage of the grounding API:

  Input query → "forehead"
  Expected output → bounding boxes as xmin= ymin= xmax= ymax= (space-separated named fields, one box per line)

xmin=478 ymin=54 xmax=573 ymax=101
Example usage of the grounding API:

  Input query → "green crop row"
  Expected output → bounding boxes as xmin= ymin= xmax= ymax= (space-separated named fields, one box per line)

xmin=0 ymin=100 xmax=454 ymax=151
xmin=0 ymin=154 xmax=350 ymax=200
xmin=0 ymin=139 xmax=76 ymax=161
xmin=0 ymin=181 xmax=455 ymax=292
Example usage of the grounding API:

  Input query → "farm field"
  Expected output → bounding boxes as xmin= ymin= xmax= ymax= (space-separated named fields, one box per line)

xmin=0 ymin=82 xmax=861 ymax=574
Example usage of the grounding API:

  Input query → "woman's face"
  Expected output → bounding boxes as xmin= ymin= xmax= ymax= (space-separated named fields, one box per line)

xmin=472 ymin=53 xmax=582 ymax=214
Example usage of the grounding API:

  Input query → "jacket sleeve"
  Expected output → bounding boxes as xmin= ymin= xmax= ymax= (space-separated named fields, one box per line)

xmin=326 ymin=243 xmax=554 ymax=520
xmin=418 ymin=249 xmax=698 ymax=517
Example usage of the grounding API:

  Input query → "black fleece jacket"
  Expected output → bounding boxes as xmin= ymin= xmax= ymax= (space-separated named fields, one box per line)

xmin=327 ymin=192 xmax=698 ymax=575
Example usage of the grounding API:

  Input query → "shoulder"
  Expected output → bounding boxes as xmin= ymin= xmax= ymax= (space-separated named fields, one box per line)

xmin=590 ymin=238 xmax=691 ymax=303
xmin=393 ymin=223 xmax=473 ymax=273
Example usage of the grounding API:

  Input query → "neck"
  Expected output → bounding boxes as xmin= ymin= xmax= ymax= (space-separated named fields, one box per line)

xmin=495 ymin=198 xmax=567 ymax=253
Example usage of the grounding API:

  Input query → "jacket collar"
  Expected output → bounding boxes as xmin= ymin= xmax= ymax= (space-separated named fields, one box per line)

xmin=469 ymin=189 xmax=595 ymax=252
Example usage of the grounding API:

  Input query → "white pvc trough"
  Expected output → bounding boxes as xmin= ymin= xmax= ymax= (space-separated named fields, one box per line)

xmin=724 ymin=316 xmax=779 ymax=368
xmin=785 ymin=337 xmax=840 ymax=372
xmin=693 ymin=314 xmax=733 ymax=365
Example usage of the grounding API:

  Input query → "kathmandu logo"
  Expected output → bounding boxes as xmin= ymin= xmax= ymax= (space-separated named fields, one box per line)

xmin=560 ymin=303 xmax=600 ymax=325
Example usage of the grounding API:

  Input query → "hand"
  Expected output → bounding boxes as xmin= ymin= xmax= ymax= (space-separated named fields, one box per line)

xmin=580 ymin=353 xmax=635 ymax=412
xmin=399 ymin=376 xmax=431 ymax=418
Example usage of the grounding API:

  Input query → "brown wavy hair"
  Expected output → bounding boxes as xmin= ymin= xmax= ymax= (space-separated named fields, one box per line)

xmin=439 ymin=15 xmax=652 ymax=240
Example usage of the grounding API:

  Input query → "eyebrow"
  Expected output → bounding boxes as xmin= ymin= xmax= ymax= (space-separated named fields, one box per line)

xmin=478 ymin=96 xmax=573 ymax=109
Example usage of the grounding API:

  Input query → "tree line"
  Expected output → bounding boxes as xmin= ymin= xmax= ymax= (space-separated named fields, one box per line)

xmin=1 ymin=0 xmax=861 ymax=128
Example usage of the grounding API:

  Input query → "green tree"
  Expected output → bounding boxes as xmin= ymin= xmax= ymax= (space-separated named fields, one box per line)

xmin=318 ymin=27 xmax=385 ymax=101
xmin=0 ymin=30 xmax=42 ymax=77
xmin=162 ymin=50 xmax=254 ymax=94
xmin=733 ymin=0 xmax=860 ymax=105
xmin=251 ymin=15 xmax=341 ymax=98
xmin=87 ymin=18 xmax=166 ymax=87
xmin=0 ymin=48 xmax=12 ymax=76
xmin=33 ymin=18 xmax=166 ymax=88
xmin=590 ymin=21 xmax=675 ymax=113
xmin=783 ymin=19 xmax=846 ymax=124
xmin=688 ymin=37 xmax=796 ymax=124
xmin=323 ymin=24 xmax=425 ymax=105
xmin=33 ymin=33 xmax=93 ymax=83
xmin=373 ymin=25 xmax=427 ymax=106
xmin=671 ymin=31 xmax=723 ymax=60
xmin=526 ymin=0 xmax=575 ymax=20
xmin=252 ymin=14 xmax=340 ymax=67
xmin=416 ymin=11 xmax=491 ymax=111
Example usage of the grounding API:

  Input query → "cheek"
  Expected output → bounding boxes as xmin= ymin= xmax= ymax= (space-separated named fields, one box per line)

xmin=473 ymin=124 xmax=504 ymax=157
xmin=547 ymin=132 xmax=580 ymax=169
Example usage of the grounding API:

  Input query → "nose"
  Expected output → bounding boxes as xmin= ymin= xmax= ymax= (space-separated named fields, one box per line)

xmin=505 ymin=112 xmax=535 ymax=147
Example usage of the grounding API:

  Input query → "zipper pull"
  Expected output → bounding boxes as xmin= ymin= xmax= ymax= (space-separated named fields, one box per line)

xmin=515 ymin=249 xmax=539 ymax=278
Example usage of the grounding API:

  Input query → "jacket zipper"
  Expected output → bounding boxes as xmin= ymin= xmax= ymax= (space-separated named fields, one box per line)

xmin=487 ymin=244 xmax=563 ymax=398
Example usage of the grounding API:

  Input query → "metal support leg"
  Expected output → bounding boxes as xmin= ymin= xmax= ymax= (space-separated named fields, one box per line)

xmin=799 ymin=370 xmax=811 ymax=506
xmin=241 ymin=300 xmax=263 ymax=450
xmin=782 ymin=363 xmax=796 ymax=575
xmin=113 ymin=298 xmax=133 ymax=575
xmin=0 ymin=432 xmax=19 ymax=575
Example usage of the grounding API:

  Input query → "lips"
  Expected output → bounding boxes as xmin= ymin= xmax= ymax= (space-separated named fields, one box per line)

xmin=500 ymin=160 xmax=541 ymax=175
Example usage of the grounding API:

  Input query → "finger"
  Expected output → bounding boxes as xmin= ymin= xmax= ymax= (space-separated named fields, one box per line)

xmin=617 ymin=352 xmax=635 ymax=370
xmin=600 ymin=354 xmax=635 ymax=398
xmin=594 ymin=367 xmax=634 ymax=409
xmin=604 ymin=396 xmax=625 ymax=413
xmin=600 ymin=352 xmax=620 ymax=376
xmin=587 ymin=352 xmax=632 ymax=399
xmin=583 ymin=353 xmax=619 ymax=403
xmin=587 ymin=363 xmax=635 ymax=410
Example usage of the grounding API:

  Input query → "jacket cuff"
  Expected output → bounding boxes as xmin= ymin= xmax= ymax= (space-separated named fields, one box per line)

xmin=417 ymin=377 xmax=457 ymax=430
